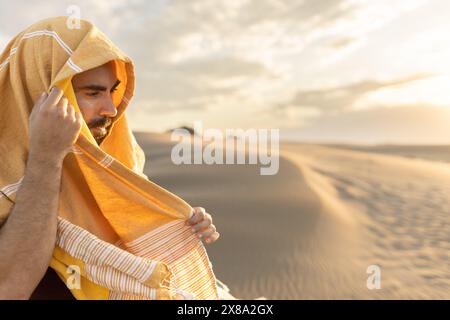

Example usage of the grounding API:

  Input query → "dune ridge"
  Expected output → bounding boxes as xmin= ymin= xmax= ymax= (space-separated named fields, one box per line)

xmin=134 ymin=132 xmax=450 ymax=299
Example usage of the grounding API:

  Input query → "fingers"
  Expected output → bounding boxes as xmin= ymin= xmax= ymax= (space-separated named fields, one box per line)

xmin=31 ymin=88 xmax=81 ymax=130
xmin=42 ymin=87 xmax=64 ymax=110
xmin=68 ymin=104 xmax=80 ymax=128
xmin=186 ymin=207 xmax=206 ymax=225
xmin=30 ymin=92 xmax=48 ymax=117
xmin=197 ymin=224 xmax=217 ymax=239
xmin=191 ymin=218 xmax=211 ymax=233
xmin=186 ymin=207 xmax=220 ymax=244
xmin=198 ymin=227 xmax=220 ymax=244
xmin=38 ymin=87 xmax=74 ymax=120
xmin=67 ymin=103 xmax=75 ymax=119
xmin=36 ymin=92 xmax=48 ymax=106
xmin=75 ymin=109 xmax=83 ymax=125
xmin=28 ymin=87 xmax=84 ymax=159
xmin=57 ymin=96 xmax=68 ymax=117
xmin=204 ymin=231 xmax=220 ymax=244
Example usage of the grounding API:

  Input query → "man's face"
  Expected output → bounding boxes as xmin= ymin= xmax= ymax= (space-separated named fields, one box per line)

xmin=72 ymin=61 xmax=120 ymax=144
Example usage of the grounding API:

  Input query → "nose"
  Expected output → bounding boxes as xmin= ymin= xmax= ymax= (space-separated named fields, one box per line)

xmin=99 ymin=96 xmax=117 ymax=118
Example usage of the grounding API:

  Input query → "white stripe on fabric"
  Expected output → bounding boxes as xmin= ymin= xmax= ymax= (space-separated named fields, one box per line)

xmin=98 ymin=154 xmax=114 ymax=168
xmin=0 ymin=57 xmax=11 ymax=71
xmin=0 ymin=177 xmax=24 ymax=198
xmin=120 ymin=219 xmax=219 ymax=300
xmin=22 ymin=30 xmax=73 ymax=55
xmin=0 ymin=30 xmax=82 ymax=73
xmin=71 ymin=146 xmax=83 ymax=155
xmin=56 ymin=217 xmax=159 ymax=283
xmin=84 ymin=264 xmax=157 ymax=298
xmin=67 ymin=57 xmax=82 ymax=73
xmin=125 ymin=219 xmax=183 ymax=248
xmin=0 ymin=47 xmax=17 ymax=72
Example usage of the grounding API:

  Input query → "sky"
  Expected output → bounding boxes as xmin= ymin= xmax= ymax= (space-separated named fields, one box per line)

xmin=1 ymin=0 xmax=450 ymax=144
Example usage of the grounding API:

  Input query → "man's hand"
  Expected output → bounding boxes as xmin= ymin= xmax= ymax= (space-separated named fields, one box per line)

xmin=186 ymin=207 xmax=220 ymax=245
xmin=0 ymin=87 xmax=80 ymax=298
xmin=29 ymin=87 xmax=83 ymax=162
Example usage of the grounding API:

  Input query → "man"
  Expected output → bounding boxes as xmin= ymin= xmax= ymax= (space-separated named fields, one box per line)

xmin=0 ymin=21 xmax=220 ymax=299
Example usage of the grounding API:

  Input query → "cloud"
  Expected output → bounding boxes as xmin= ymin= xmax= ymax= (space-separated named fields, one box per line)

xmin=280 ymin=74 xmax=433 ymax=113
xmin=173 ymin=56 xmax=271 ymax=82
xmin=1 ymin=0 xmax=445 ymax=144
xmin=134 ymin=56 xmax=272 ymax=112
xmin=329 ymin=37 xmax=358 ymax=49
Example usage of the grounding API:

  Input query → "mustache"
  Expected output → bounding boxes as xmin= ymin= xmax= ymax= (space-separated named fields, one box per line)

xmin=88 ymin=117 xmax=112 ymax=129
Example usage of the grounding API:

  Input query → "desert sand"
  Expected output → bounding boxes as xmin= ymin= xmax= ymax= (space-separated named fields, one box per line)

xmin=134 ymin=132 xmax=450 ymax=299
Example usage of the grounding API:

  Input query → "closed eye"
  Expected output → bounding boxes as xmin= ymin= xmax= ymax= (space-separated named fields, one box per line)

xmin=86 ymin=91 xmax=100 ymax=97
xmin=78 ymin=80 xmax=120 ymax=97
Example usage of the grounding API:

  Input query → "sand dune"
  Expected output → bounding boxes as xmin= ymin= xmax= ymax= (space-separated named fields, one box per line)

xmin=134 ymin=132 xmax=450 ymax=299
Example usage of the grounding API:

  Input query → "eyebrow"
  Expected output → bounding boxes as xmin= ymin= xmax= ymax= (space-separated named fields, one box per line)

xmin=78 ymin=79 xmax=121 ymax=92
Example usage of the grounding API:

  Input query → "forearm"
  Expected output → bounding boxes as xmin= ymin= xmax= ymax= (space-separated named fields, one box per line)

xmin=0 ymin=154 xmax=64 ymax=299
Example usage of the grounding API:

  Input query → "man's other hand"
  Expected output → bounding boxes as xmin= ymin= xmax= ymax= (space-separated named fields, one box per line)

xmin=186 ymin=207 xmax=220 ymax=245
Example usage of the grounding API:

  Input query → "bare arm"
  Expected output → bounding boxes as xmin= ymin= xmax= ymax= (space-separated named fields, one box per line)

xmin=0 ymin=155 xmax=64 ymax=299
xmin=0 ymin=88 xmax=82 ymax=299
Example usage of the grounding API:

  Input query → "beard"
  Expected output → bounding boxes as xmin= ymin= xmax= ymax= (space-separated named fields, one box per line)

xmin=88 ymin=117 xmax=112 ymax=144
